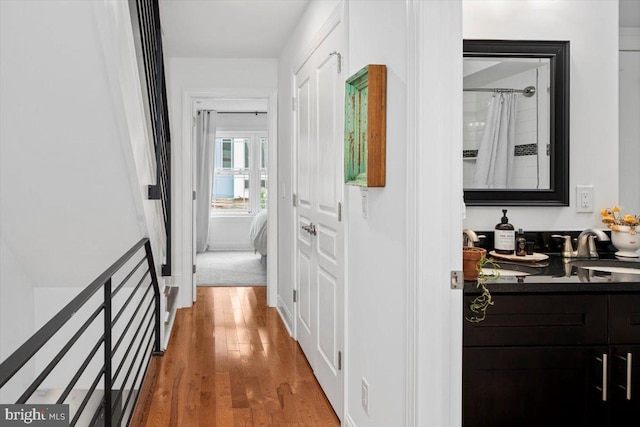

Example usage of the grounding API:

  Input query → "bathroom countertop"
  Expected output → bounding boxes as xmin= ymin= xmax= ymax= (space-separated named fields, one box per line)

xmin=464 ymin=253 xmax=640 ymax=294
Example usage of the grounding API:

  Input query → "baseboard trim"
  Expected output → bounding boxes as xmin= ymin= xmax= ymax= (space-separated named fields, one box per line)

xmin=345 ymin=413 xmax=357 ymax=427
xmin=276 ymin=296 xmax=294 ymax=337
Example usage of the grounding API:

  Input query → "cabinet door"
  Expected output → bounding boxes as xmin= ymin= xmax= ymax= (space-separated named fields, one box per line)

xmin=610 ymin=345 xmax=640 ymax=426
xmin=463 ymin=346 xmax=608 ymax=427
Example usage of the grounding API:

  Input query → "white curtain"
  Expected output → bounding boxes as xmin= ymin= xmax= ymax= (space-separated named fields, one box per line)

xmin=195 ymin=111 xmax=216 ymax=253
xmin=472 ymin=92 xmax=517 ymax=188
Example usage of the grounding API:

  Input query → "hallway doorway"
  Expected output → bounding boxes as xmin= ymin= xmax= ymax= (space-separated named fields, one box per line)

xmin=181 ymin=89 xmax=278 ymax=306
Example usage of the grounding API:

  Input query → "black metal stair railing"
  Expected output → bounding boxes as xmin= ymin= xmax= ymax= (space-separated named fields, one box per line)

xmin=131 ymin=0 xmax=172 ymax=276
xmin=0 ymin=238 xmax=162 ymax=427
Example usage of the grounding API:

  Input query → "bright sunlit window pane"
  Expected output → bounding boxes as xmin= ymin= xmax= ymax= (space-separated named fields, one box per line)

xmin=212 ymin=137 xmax=250 ymax=211
xmin=211 ymin=135 xmax=267 ymax=213
xmin=260 ymin=137 xmax=268 ymax=169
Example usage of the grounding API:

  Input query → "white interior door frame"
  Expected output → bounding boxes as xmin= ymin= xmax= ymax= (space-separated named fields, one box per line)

xmin=181 ymin=88 xmax=278 ymax=306
xmin=407 ymin=1 xmax=463 ymax=426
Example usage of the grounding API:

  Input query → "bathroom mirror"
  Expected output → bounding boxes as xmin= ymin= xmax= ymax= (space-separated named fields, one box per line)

xmin=463 ymin=40 xmax=570 ymax=206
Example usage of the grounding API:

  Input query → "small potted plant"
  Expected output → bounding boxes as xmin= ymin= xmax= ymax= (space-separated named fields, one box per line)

xmin=601 ymin=206 xmax=640 ymax=257
xmin=463 ymin=246 xmax=487 ymax=281
xmin=464 ymin=249 xmax=500 ymax=323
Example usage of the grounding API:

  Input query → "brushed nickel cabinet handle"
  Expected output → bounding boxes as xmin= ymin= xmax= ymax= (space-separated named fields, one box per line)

xmin=602 ymin=353 xmax=608 ymax=402
xmin=627 ymin=352 xmax=633 ymax=401
xmin=597 ymin=354 xmax=608 ymax=401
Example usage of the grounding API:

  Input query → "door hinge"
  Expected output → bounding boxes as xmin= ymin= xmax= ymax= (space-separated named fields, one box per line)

xmin=338 ymin=202 xmax=342 ymax=222
xmin=338 ymin=351 xmax=342 ymax=370
xmin=450 ymin=270 xmax=463 ymax=289
xmin=330 ymin=52 xmax=342 ymax=74
xmin=292 ymin=97 xmax=297 ymax=111
xmin=292 ymin=193 xmax=297 ymax=207
xmin=293 ymin=289 xmax=298 ymax=303
xmin=193 ymin=264 xmax=196 ymax=274
xmin=193 ymin=190 xmax=196 ymax=201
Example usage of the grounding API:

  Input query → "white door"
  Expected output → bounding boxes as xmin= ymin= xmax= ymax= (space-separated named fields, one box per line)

xmin=294 ymin=21 xmax=344 ymax=417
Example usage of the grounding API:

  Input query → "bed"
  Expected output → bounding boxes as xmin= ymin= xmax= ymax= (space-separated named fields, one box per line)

xmin=249 ymin=209 xmax=268 ymax=258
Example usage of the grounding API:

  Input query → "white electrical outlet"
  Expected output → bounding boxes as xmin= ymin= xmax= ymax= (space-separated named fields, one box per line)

xmin=361 ymin=378 xmax=369 ymax=414
xmin=576 ymin=185 xmax=594 ymax=213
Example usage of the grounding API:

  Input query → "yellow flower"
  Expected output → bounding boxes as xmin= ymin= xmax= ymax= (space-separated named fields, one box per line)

xmin=623 ymin=214 xmax=638 ymax=225
xmin=612 ymin=206 xmax=621 ymax=213
xmin=611 ymin=224 xmax=621 ymax=232
xmin=601 ymin=216 xmax=616 ymax=224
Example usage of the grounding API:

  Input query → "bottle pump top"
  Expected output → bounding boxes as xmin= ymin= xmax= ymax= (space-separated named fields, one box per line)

xmin=501 ymin=209 xmax=509 ymax=224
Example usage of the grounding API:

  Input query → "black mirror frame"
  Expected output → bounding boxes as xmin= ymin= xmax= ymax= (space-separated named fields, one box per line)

xmin=463 ymin=39 xmax=570 ymax=206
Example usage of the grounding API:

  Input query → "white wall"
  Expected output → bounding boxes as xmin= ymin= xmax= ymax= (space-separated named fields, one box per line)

xmin=0 ymin=238 xmax=35 ymax=403
xmin=276 ymin=0 xmax=341 ymax=332
xmin=165 ymin=58 xmax=277 ymax=306
xmin=0 ymin=0 xmax=165 ymax=396
xmin=0 ymin=0 xmax=147 ymax=342
xmin=462 ymin=0 xmax=620 ymax=231
xmin=207 ymin=216 xmax=254 ymax=251
xmin=346 ymin=1 xmax=409 ymax=425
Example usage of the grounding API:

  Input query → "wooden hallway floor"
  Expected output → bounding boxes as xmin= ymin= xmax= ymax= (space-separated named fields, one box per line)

xmin=132 ymin=286 xmax=340 ymax=427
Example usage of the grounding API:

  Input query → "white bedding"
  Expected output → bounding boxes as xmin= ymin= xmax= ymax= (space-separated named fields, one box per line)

xmin=249 ymin=210 xmax=268 ymax=256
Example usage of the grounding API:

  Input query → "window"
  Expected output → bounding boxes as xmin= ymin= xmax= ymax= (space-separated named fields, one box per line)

xmin=211 ymin=133 xmax=267 ymax=214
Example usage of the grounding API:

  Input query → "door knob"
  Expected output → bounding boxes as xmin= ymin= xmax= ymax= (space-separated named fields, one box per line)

xmin=301 ymin=223 xmax=317 ymax=236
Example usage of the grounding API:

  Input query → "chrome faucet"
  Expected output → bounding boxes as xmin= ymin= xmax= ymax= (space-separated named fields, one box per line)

xmin=552 ymin=228 xmax=610 ymax=258
xmin=463 ymin=229 xmax=485 ymax=247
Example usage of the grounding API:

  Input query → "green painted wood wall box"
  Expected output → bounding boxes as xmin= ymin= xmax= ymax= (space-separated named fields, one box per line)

xmin=344 ymin=64 xmax=387 ymax=187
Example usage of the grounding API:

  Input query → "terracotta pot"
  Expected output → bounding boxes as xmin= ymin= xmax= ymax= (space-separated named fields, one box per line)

xmin=463 ymin=246 xmax=487 ymax=281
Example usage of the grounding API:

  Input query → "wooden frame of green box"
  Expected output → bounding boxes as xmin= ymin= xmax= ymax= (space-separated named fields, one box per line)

xmin=344 ymin=64 xmax=387 ymax=187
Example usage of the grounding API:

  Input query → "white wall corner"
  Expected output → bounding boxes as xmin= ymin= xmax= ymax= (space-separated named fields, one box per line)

xmin=412 ymin=1 xmax=463 ymax=426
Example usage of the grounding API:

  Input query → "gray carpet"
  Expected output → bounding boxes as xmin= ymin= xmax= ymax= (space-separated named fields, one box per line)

xmin=196 ymin=251 xmax=266 ymax=286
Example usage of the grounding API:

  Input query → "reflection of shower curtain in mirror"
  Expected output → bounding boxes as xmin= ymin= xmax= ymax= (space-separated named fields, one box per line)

xmin=472 ymin=92 xmax=517 ymax=188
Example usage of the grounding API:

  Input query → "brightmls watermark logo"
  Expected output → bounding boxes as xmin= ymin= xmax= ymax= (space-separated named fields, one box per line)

xmin=0 ymin=405 xmax=68 ymax=426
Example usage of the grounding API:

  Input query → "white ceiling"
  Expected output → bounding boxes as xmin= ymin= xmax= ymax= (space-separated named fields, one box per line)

xmin=158 ymin=0 xmax=310 ymax=58
xmin=158 ymin=0 xmax=638 ymax=59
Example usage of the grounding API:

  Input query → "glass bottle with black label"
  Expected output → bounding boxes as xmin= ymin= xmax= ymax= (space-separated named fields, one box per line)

xmin=494 ymin=209 xmax=515 ymax=255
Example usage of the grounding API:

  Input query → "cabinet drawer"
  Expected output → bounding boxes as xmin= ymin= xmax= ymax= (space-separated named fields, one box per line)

xmin=610 ymin=294 xmax=640 ymax=344
xmin=464 ymin=294 xmax=608 ymax=346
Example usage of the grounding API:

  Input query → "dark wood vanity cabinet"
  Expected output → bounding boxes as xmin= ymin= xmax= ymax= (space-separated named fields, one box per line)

xmin=463 ymin=293 xmax=640 ymax=427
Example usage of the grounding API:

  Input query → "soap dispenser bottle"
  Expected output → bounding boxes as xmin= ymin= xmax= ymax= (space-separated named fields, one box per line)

xmin=495 ymin=209 xmax=515 ymax=255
